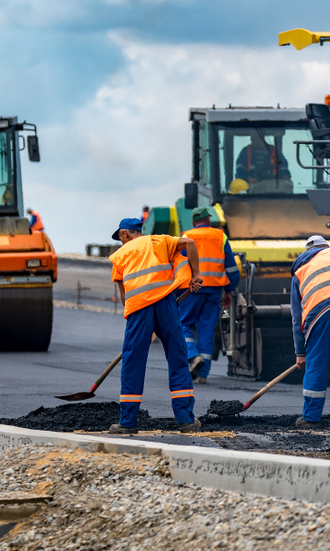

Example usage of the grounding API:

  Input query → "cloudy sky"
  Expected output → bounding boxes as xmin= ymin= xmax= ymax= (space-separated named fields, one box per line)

xmin=5 ymin=0 xmax=330 ymax=252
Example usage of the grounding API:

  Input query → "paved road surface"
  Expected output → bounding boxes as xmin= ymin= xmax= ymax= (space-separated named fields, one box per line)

xmin=1 ymin=258 xmax=327 ymax=421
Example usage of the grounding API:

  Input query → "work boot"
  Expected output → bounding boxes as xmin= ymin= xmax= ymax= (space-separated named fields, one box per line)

xmin=179 ymin=418 xmax=201 ymax=433
xmin=109 ymin=424 xmax=138 ymax=435
xmin=295 ymin=416 xmax=321 ymax=428
xmin=194 ymin=377 xmax=207 ymax=384
xmin=189 ymin=356 xmax=205 ymax=380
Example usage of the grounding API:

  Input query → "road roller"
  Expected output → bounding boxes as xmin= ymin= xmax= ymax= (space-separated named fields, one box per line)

xmin=0 ymin=117 xmax=57 ymax=351
xmin=143 ymin=105 xmax=330 ymax=382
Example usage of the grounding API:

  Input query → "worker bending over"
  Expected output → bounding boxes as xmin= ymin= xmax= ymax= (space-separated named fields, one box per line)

xmin=27 ymin=208 xmax=44 ymax=231
xmin=179 ymin=207 xmax=240 ymax=383
xmin=109 ymin=217 xmax=203 ymax=434
xmin=291 ymin=235 xmax=330 ymax=427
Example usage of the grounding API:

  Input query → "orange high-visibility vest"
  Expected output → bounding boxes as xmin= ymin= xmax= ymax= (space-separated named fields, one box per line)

xmin=295 ymin=248 xmax=330 ymax=329
xmin=247 ymin=144 xmax=278 ymax=175
xmin=31 ymin=210 xmax=44 ymax=231
xmin=181 ymin=226 xmax=230 ymax=287
xmin=110 ymin=235 xmax=191 ymax=318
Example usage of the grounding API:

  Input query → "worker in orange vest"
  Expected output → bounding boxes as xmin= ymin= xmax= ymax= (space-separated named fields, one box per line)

xmin=109 ymin=217 xmax=203 ymax=434
xmin=27 ymin=208 xmax=44 ymax=231
xmin=178 ymin=207 xmax=240 ymax=383
xmin=291 ymin=234 xmax=330 ymax=427
xmin=141 ymin=205 xmax=149 ymax=223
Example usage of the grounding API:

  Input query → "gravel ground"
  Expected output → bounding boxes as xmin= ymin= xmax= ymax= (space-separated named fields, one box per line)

xmin=1 ymin=445 xmax=330 ymax=550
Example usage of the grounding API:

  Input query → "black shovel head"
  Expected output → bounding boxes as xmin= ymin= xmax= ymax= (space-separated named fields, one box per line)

xmin=207 ymin=399 xmax=244 ymax=417
xmin=54 ymin=391 xmax=96 ymax=402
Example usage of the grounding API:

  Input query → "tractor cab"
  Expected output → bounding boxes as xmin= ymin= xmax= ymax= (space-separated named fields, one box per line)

xmin=0 ymin=117 xmax=40 ymax=219
xmin=187 ymin=107 xmax=330 ymax=243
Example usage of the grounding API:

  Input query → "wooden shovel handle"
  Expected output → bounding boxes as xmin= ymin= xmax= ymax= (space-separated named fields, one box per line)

xmin=89 ymin=352 xmax=123 ymax=393
xmin=89 ymin=332 xmax=160 ymax=393
xmin=243 ymin=363 xmax=298 ymax=411
xmin=176 ymin=279 xmax=203 ymax=304
xmin=89 ymin=285 xmax=200 ymax=394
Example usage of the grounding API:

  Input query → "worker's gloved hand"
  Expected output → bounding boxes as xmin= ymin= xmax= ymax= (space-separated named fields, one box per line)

xmin=222 ymin=292 xmax=232 ymax=309
xmin=189 ymin=276 xmax=203 ymax=293
xmin=296 ymin=355 xmax=306 ymax=370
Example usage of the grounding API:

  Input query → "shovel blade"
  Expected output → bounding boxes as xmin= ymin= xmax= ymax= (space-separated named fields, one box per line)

xmin=54 ymin=391 xmax=96 ymax=402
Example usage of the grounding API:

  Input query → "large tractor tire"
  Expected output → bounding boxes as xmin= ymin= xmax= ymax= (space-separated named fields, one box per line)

xmin=0 ymin=286 xmax=53 ymax=351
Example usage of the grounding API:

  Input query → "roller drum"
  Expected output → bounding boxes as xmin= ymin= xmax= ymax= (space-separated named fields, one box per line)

xmin=0 ymin=286 xmax=53 ymax=351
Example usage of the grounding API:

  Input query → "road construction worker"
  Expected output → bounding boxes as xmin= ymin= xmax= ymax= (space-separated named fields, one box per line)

xmin=109 ymin=217 xmax=203 ymax=434
xmin=27 ymin=208 xmax=44 ymax=231
xmin=236 ymin=130 xmax=291 ymax=184
xmin=141 ymin=205 xmax=149 ymax=223
xmin=291 ymin=235 xmax=330 ymax=427
xmin=178 ymin=207 xmax=240 ymax=383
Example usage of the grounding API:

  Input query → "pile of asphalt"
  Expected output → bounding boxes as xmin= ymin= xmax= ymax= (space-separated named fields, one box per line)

xmin=2 ymin=401 xmax=330 ymax=455
xmin=1 ymin=400 xmax=330 ymax=435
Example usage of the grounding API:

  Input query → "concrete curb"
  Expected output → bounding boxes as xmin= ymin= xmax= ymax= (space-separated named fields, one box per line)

xmin=1 ymin=425 xmax=330 ymax=504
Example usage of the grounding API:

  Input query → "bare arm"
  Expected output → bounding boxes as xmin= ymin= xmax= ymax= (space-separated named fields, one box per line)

xmin=176 ymin=237 xmax=202 ymax=293
xmin=116 ymin=280 xmax=125 ymax=306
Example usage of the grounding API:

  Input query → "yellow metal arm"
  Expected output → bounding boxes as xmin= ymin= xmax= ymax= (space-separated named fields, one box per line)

xmin=279 ymin=28 xmax=330 ymax=50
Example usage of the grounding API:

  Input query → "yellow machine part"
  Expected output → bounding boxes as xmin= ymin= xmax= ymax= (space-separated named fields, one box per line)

xmin=212 ymin=203 xmax=226 ymax=227
xmin=169 ymin=205 xmax=180 ymax=236
xmin=279 ymin=28 xmax=330 ymax=50
xmin=230 ymin=239 xmax=307 ymax=278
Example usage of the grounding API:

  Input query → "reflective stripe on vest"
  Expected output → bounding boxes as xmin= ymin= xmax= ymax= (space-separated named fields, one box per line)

xmin=123 ymin=264 xmax=172 ymax=283
xmin=295 ymin=248 xmax=330 ymax=329
xmin=109 ymin=235 xmax=191 ymax=318
xmin=31 ymin=211 xmax=44 ymax=231
xmin=181 ymin=227 xmax=230 ymax=287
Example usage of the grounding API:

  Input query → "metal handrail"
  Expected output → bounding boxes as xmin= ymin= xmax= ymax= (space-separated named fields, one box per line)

xmin=294 ymin=139 xmax=330 ymax=169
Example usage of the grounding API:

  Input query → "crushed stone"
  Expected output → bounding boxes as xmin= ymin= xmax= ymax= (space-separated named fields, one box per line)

xmin=1 ymin=445 xmax=330 ymax=550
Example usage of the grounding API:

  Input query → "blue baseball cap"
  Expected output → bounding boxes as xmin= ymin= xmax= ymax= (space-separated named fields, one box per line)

xmin=112 ymin=218 xmax=143 ymax=241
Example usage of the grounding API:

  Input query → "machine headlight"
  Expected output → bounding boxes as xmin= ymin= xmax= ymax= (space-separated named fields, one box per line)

xmin=27 ymin=259 xmax=41 ymax=268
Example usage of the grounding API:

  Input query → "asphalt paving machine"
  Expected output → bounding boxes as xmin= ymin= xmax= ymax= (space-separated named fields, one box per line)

xmin=143 ymin=105 xmax=330 ymax=382
xmin=0 ymin=118 xmax=57 ymax=351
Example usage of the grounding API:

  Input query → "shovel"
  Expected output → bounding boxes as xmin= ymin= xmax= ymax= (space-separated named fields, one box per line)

xmin=54 ymin=287 xmax=194 ymax=402
xmin=208 ymin=363 xmax=299 ymax=417
xmin=242 ymin=363 xmax=299 ymax=412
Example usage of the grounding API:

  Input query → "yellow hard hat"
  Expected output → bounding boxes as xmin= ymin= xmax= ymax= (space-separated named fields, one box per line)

xmin=229 ymin=179 xmax=249 ymax=194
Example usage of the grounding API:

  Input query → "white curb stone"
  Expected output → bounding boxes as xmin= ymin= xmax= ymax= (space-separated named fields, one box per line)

xmin=1 ymin=425 xmax=330 ymax=503
xmin=162 ymin=446 xmax=330 ymax=504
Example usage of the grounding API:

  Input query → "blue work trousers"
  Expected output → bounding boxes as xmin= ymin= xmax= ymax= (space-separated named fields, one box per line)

xmin=179 ymin=291 xmax=221 ymax=378
xmin=303 ymin=311 xmax=330 ymax=422
xmin=120 ymin=293 xmax=195 ymax=428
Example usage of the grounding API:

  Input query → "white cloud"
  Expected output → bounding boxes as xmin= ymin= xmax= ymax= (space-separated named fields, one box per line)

xmin=21 ymin=33 xmax=330 ymax=252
